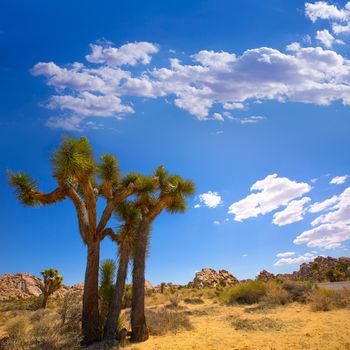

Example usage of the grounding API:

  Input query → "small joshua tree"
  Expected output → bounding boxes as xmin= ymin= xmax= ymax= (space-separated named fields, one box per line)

xmin=40 ymin=268 xmax=63 ymax=309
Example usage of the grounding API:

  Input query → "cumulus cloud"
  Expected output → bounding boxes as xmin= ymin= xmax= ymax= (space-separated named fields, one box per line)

xmin=330 ymin=175 xmax=349 ymax=185
xmin=197 ymin=191 xmax=222 ymax=208
xmin=309 ymin=195 xmax=339 ymax=213
xmin=316 ymin=29 xmax=344 ymax=48
xmin=273 ymin=197 xmax=311 ymax=226
xmin=294 ymin=186 xmax=350 ymax=249
xmin=86 ymin=42 xmax=159 ymax=66
xmin=31 ymin=37 xmax=350 ymax=130
xmin=276 ymin=251 xmax=296 ymax=258
xmin=213 ymin=220 xmax=221 ymax=225
xmin=305 ymin=2 xmax=349 ymax=22
xmin=228 ymin=174 xmax=311 ymax=222
xmin=305 ymin=2 xmax=350 ymax=36
xmin=274 ymin=252 xmax=316 ymax=266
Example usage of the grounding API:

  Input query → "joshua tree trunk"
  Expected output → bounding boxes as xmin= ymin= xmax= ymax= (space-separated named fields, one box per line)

xmin=82 ymin=239 xmax=101 ymax=345
xmin=104 ymin=241 xmax=130 ymax=340
xmin=41 ymin=294 xmax=49 ymax=309
xmin=131 ymin=221 xmax=150 ymax=343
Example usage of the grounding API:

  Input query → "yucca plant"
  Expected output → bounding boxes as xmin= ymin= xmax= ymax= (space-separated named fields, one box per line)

xmin=8 ymin=137 xmax=146 ymax=345
xmin=99 ymin=259 xmax=116 ymax=329
xmin=131 ymin=165 xmax=195 ymax=342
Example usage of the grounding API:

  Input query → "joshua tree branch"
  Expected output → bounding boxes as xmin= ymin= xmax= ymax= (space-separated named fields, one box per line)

xmin=96 ymin=184 xmax=136 ymax=237
xmin=31 ymin=188 xmax=67 ymax=204
xmin=66 ymin=184 xmax=89 ymax=244
xmin=101 ymin=228 xmax=121 ymax=243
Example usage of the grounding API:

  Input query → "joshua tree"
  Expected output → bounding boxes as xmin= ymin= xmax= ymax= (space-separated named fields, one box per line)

xmin=8 ymin=137 xmax=147 ymax=345
xmin=99 ymin=259 xmax=116 ymax=328
xmin=103 ymin=201 xmax=143 ymax=340
xmin=131 ymin=166 xmax=195 ymax=342
xmin=40 ymin=268 xmax=63 ymax=309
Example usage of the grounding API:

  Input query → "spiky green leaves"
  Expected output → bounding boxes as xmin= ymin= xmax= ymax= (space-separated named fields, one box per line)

xmin=41 ymin=268 xmax=63 ymax=291
xmin=8 ymin=171 xmax=40 ymax=206
xmin=98 ymin=154 xmax=120 ymax=185
xmin=52 ymin=137 xmax=95 ymax=181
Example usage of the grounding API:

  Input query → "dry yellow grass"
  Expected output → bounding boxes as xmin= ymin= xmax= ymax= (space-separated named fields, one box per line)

xmin=124 ymin=300 xmax=350 ymax=350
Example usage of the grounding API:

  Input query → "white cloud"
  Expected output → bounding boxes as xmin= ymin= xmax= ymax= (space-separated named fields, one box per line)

xmin=228 ymin=174 xmax=311 ymax=222
xmin=236 ymin=116 xmax=266 ymax=124
xmin=316 ymin=29 xmax=335 ymax=48
xmin=86 ymin=42 xmax=159 ymax=66
xmin=194 ymin=204 xmax=201 ymax=209
xmin=309 ymin=195 xmax=339 ymax=213
xmin=33 ymin=38 xmax=350 ymax=130
xmin=311 ymin=178 xmax=318 ymax=183
xmin=213 ymin=220 xmax=220 ymax=225
xmin=198 ymin=191 xmax=222 ymax=208
xmin=295 ymin=186 xmax=350 ymax=249
xmin=276 ymin=252 xmax=296 ymax=258
xmin=274 ymin=252 xmax=316 ymax=266
xmin=330 ymin=175 xmax=349 ymax=185
xmin=305 ymin=2 xmax=350 ymax=37
xmin=212 ymin=113 xmax=224 ymax=121
xmin=305 ymin=2 xmax=349 ymax=22
xmin=273 ymin=197 xmax=311 ymax=226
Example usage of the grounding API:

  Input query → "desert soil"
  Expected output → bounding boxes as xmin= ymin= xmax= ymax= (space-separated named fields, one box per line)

xmin=126 ymin=301 xmax=350 ymax=350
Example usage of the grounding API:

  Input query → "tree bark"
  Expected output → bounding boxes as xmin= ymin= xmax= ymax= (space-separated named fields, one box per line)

xmin=131 ymin=221 xmax=150 ymax=343
xmin=103 ymin=240 xmax=130 ymax=340
xmin=41 ymin=293 xmax=49 ymax=309
xmin=82 ymin=239 xmax=101 ymax=346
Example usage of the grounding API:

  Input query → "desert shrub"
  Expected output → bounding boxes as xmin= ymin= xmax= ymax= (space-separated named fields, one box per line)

xmin=220 ymin=281 xmax=267 ymax=305
xmin=183 ymin=297 xmax=204 ymax=304
xmin=5 ymin=315 xmax=30 ymax=342
xmin=146 ymin=308 xmax=193 ymax=335
xmin=168 ymin=292 xmax=181 ymax=307
xmin=0 ymin=296 xmax=41 ymax=312
xmin=57 ymin=291 xmax=82 ymax=332
xmin=3 ymin=309 xmax=81 ymax=350
xmin=310 ymin=288 xmax=349 ymax=311
xmin=261 ymin=286 xmax=290 ymax=307
xmin=230 ymin=316 xmax=284 ymax=331
xmin=282 ymin=281 xmax=311 ymax=303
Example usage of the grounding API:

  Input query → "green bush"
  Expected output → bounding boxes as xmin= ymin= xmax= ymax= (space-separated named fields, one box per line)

xmin=220 ymin=281 xmax=267 ymax=305
xmin=282 ymin=281 xmax=311 ymax=303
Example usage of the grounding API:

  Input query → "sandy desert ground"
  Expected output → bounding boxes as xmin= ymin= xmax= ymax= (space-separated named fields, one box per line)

xmin=126 ymin=300 xmax=350 ymax=350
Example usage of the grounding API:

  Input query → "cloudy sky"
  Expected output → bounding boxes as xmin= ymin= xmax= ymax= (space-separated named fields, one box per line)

xmin=0 ymin=0 xmax=349 ymax=285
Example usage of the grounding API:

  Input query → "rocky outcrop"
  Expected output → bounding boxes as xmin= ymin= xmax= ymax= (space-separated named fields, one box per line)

xmin=144 ymin=280 xmax=153 ymax=290
xmin=292 ymin=256 xmax=350 ymax=282
xmin=0 ymin=273 xmax=83 ymax=301
xmin=256 ymin=270 xmax=276 ymax=282
xmin=189 ymin=268 xmax=238 ymax=288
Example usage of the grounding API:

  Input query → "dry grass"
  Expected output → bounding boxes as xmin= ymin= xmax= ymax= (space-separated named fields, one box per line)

xmin=146 ymin=307 xmax=193 ymax=336
xmin=309 ymin=287 xmax=350 ymax=311
xmin=1 ymin=287 xmax=350 ymax=350
xmin=229 ymin=315 xmax=285 ymax=331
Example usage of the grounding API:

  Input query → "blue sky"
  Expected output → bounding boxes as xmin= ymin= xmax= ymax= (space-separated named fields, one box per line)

xmin=0 ymin=0 xmax=350 ymax=285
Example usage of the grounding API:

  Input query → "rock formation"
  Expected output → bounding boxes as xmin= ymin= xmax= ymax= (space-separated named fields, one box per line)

xmin=189 ymin=268 xmax=238 ymax=288
xmin=256 ymin=270 xmax=276 ymax=282
xmin=0 ymin=273 xmax=83 ymax=301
